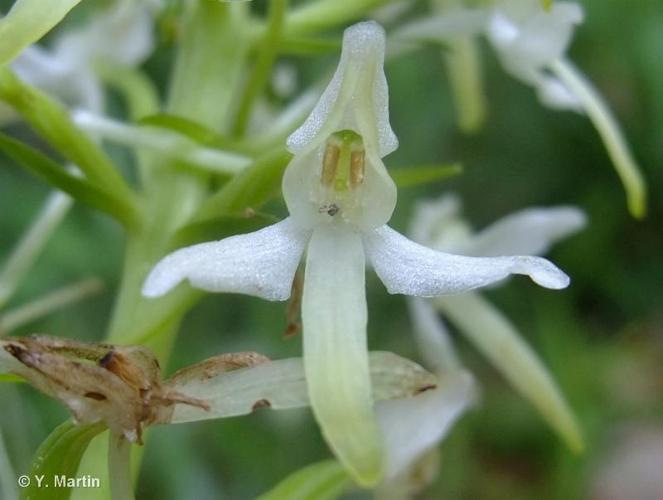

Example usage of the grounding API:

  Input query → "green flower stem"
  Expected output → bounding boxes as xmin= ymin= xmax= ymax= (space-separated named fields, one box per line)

xmin=71 ymin=2 xmax=252 ymax=497
xmin=108 ymin=434 xmax=135 ymax=500
xmin=233 ymin=0 xmax=289 ymax=137
xmin=551 ymin=58 xmax=647 ymax=218
xmin=0 ymin=68 xmax=137 ymax=209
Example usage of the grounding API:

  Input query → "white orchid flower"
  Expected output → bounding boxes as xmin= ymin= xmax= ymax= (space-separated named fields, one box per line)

xmin=407 ymin=193 xmax=586 ymax=452
xmin=9 ymin=0 xmax=156 ymax=113
xmin=393 ymin=0 xmax=647 ymax=218
xmin=142 ymin=21 xmax=570 ymax=486
xmin=486 ymin=0 xmax=584 ymax=110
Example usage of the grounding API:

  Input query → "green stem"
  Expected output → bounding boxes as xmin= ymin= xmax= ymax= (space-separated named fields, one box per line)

xmin=71 ymin=2 xmax=251 ymax=498
xmin=108 ymin=434 xmax=135 ymax=500
xmin=233 ymin=0 xmax=289 ymax=137
xmin=0 ymin=68 xmax=137 ymax=206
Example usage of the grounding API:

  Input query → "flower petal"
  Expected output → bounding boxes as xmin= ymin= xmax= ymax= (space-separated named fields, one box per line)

xmin=407 ymin=297 xmax=460 ymax=373
xmin=487 ymin=2 xmax=584 ymax=79
xmin=390 ymin=8 xmax=489 ymax=46
xmin=455 ymin=205 xmax=586 ymax=257
xmin=142 ymin=218 xmax=309 ymax=301
xmin=286 ymin=21 xmax=398 ymax=158
xmin=377 ymin=371 xmax=476 ymax=479
xmin=435 ymin=292 xmax=584 ymax=452
xmin=364 ymin=225 xmax=570 ymax=296
xmin=302 ymin=225 xmax=382 ymax=486
xmin=52 ymin=0 xmax=156 ymax=68
xmin=164 ymin=351 xmax=437 ymax=424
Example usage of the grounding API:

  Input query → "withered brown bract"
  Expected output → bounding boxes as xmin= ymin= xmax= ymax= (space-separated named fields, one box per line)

xmin=1 ymin=335 xmax=269 ymax=444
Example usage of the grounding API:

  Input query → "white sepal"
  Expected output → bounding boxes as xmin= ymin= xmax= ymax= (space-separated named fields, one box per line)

xmin=452 ymin=205 xmax=586 ymax=257
xmin=364 ymin=225 xmax=570 ymax=296
xmin=287 ymin=21 xmax=397 ymax=158
xmin=377 ymin=371 xmax=476 ymax=479
xmin=142 ymin=218 xmax=309 ymax=301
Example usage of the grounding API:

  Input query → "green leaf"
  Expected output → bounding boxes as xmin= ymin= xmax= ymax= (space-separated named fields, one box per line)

xmin=0 ymin=374 xmax=24 ymax=383
xmin=20 ymin=421 xmax=105 ymax=500
xmin=0 ymin=0 xmax=83 ymax=65
xmin=391 ymin=163 xmax=462 ymax=189
xmin=257 ymin=460 xmax=350 ymax=500
xmin=0 ymin=133 xmax=140 ymax=229
xmin=195 ymin=148 xmax=292 ymax=220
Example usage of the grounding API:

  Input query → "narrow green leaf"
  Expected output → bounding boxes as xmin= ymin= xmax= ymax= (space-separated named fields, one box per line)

xmin=0 ymin=68 xmax=136 ymax=204
xmin=0 ymin=133 xmax=140 ymax=229
xmin=390 ymin=163 xmax=462 ymax=189
xmin=0 ymin=0 xmax=83 ymax=65
xmin=258 ymin=460 xmax=350 ymax=500
xmin=0 ymin=374 xmax=24 ymax=383
xmin=20 ymin=421 xmax=105 ymax=500
xmin=195 ymin=148 xmax=292 ymax=220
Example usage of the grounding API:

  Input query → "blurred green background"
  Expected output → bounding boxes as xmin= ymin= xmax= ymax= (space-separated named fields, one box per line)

xmin=0 ymin=0 xmax=662 ymax=498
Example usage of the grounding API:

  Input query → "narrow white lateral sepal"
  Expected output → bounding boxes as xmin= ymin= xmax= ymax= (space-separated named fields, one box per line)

xmin=142 ymin=218 xmax=309 ymax=301
xmin=435 ymin=292 xmax=583 ymax=452
xmin=303 ymin=225 xmax=383 ymax=486
xmin=364 ymin=225 xmax=570 ymax=296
